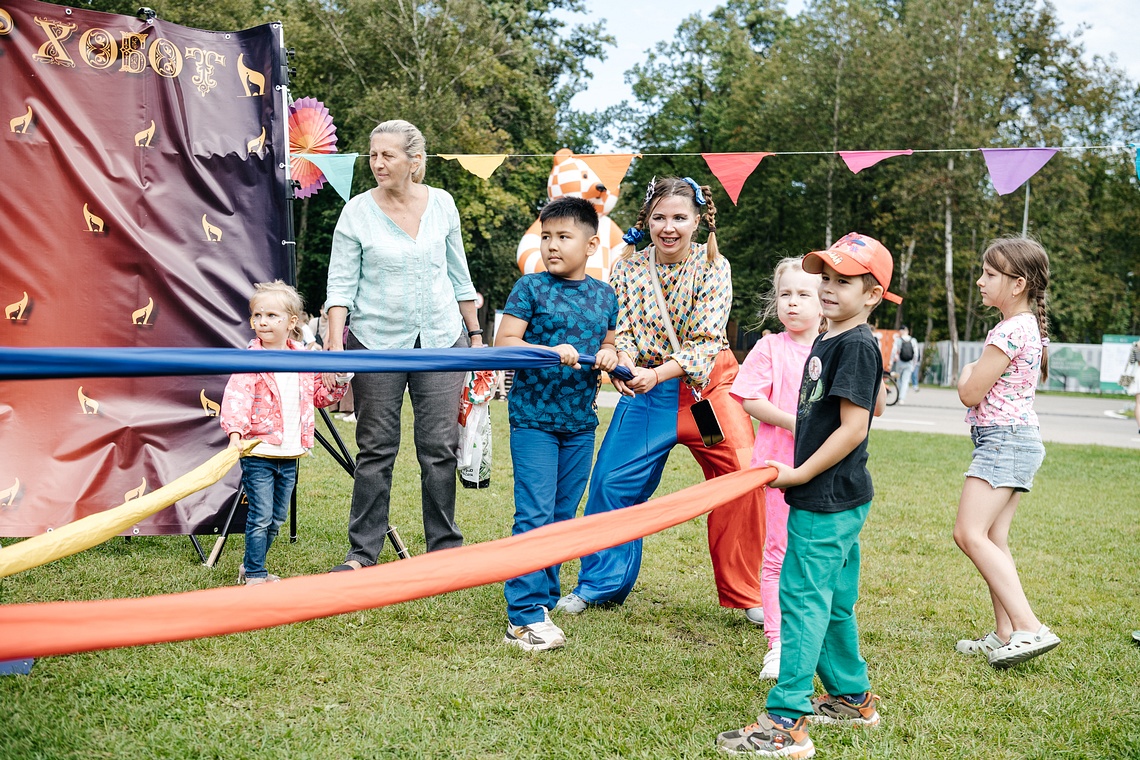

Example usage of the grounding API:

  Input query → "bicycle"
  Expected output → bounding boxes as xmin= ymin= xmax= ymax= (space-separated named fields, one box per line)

xmin=882 ymin=370 xmax=899 ymax=406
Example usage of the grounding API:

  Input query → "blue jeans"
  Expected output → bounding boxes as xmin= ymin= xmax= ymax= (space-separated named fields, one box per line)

xmin=241 ymin=455 xmax=297 ymax=578
xmin=505 ymin=427 xmax=595 ymax=625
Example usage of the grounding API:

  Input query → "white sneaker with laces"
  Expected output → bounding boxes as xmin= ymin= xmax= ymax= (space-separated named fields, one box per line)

xmin=759 ymin=642 xmax=781 ymax=680
xmin=504 ymin=608 xmax=566 ymax=652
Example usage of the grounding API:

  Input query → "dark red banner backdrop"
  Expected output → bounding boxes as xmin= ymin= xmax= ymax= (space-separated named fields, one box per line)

xmin=0 ymin=0 xmax=291 ymax=535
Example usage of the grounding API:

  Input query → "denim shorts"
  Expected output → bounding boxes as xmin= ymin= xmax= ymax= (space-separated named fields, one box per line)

xmin=965 ymin=425 xmax=1045 ymax=492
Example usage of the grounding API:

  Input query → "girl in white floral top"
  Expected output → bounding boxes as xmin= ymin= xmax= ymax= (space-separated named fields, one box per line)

xmin=953 ymin=238 xmax=1059 ymax=669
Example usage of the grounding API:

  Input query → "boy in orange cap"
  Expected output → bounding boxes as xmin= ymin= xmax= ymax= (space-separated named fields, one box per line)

xmin=716 ymin=233 xmax=896 ymax=757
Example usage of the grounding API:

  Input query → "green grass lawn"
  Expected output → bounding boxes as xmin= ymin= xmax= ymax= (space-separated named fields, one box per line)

xmin=2 ymin=403 xmax=1139 ymax=759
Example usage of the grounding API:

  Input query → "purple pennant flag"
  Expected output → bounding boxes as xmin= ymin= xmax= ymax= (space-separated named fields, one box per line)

xmin=980 ymin=148 xmax=1059 ymax=195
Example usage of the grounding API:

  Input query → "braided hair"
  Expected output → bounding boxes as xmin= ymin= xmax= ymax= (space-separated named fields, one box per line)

xmin=983 ymin=237 xmax=1051 ymax=382
xmin=623 ymin=176 xmax=719 ymax=263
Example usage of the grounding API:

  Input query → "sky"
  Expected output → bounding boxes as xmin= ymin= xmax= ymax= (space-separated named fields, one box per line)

xmin=564 ymin=0 xmax=1140 ymax=133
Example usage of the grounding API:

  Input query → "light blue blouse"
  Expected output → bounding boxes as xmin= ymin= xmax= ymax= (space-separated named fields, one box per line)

xmin=325 ymin=186 xmax=477 ymax=350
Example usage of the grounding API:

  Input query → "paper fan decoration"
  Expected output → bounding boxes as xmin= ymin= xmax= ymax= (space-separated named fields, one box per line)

xmin=288 ymin=97 xmax=339 ymax=199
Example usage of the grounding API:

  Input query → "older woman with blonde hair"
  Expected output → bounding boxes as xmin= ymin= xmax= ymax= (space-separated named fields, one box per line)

xmin=323 ymin=119 xmax=483 ymax=568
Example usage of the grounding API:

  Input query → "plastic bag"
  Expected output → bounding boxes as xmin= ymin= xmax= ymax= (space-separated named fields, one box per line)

xmin=457 ymin=370 xmax=497 ymax=489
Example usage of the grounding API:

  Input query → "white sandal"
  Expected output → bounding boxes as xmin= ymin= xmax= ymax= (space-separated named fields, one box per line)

xmin=987 ymin=625 xmax=1060 ymax=669
xmin=955 ymin=631 xmax=1004 ymax=655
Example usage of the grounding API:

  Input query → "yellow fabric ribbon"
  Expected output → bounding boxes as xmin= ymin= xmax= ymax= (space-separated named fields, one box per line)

xmin=0 ymin=442 xmax=254 ymax=578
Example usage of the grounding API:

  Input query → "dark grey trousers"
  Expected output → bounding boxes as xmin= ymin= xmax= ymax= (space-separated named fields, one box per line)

xmin=344 ymin=332 xmax=465 ymax=564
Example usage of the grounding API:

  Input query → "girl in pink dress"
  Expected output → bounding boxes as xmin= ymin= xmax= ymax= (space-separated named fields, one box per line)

xmin=731 ymin=257 xmax=822 ymax=680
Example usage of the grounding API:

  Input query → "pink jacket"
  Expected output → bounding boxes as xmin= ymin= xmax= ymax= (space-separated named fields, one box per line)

xmin=220 ymin=339 xmax=347 ymax=449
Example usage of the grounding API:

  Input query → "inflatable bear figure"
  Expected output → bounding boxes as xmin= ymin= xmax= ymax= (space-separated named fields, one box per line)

xmin=516 ymin=148 xmax=625 ymax=283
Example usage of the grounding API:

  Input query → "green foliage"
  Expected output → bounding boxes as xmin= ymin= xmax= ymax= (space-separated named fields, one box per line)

xmin=3 ymin=409 xmax=1140 ymax=757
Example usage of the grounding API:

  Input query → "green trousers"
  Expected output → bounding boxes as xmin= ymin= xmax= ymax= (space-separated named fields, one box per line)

xmin=766 ymin=502 xmax=872 ymax=719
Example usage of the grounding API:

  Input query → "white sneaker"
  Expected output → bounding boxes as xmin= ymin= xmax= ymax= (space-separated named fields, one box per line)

xmin=955 ymin=631 xmax=1004 ymax=655
xmin=554 ymin=592 xmax=588 ymax=614
xmin=759 ymin=642 xmax=781 ymax=680
xmin=341 ymin=413 xmax=357 ymax=423
xmin=504 ymin=609 xmax=566 ymax=652
xmin=987 ymin=625 xmax=1060 ymax=669
xmin=743 ymin=606 xmax=764 ymax=626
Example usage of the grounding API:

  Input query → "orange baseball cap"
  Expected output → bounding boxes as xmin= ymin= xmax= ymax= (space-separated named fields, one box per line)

xmin=803 ymin=233 xmax=902 ymax=304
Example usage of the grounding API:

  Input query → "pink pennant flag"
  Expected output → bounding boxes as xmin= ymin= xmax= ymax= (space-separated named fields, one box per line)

xmin=838 ymin=150 xmax=914 ymax=174
xmin=980 ymin=148 xmax=1059 ymax=195
xmin=702 ymin=152 xmax=773 ymax=204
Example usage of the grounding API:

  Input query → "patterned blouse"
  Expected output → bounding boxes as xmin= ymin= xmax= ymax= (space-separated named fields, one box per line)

xmin=611 ymin=242 xmax=732 ymax=388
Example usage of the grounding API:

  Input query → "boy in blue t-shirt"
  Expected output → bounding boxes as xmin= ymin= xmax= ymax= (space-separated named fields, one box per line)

xmin=495 ymin=196 xmax=619 ymax=651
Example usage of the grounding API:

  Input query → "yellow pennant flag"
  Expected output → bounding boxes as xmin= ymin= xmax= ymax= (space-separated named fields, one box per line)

xmin=576 ymin=153 xmax=640 ymax=194
xmin=0 ymin=441 xmax=255 ymax=579
xmin=437 ymin=154 xmax=507 ymax=180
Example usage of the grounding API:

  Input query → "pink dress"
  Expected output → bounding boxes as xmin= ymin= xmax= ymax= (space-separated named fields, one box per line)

xmin=730 ymin=331 xmax=813 ymax=646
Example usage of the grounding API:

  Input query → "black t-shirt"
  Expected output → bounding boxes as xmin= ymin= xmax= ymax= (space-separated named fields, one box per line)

xmin=786 ymin=324 xmax=881 ymax=512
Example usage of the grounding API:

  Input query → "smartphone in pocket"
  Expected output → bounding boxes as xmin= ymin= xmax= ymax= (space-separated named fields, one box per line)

xmin=689 ymin=398 xmax=725 ymax=447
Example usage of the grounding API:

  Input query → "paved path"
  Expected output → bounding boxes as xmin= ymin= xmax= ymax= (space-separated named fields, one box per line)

xmin=598 ymin=387 xmax=1140 ymax=450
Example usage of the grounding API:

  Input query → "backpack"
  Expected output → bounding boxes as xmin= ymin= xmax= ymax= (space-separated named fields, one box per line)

xmin=899 ymin=338 xmax=915 ymax=363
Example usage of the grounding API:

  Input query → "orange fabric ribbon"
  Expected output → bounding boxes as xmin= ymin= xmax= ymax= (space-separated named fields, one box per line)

xmin=0 ymin=467 xmax=773 ymax=660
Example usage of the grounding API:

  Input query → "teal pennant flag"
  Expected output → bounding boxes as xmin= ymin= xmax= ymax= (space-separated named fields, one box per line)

xmin=1130 ymin=143 xmax=1140 ymax=184
xmin=299 ymin=153 xmax=358 ymax=202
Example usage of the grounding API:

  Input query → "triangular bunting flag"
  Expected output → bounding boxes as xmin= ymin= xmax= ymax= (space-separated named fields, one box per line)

xmin=576 ymin=153 xmax=640 ymax=193
xmin=1130 ymin=143 xmax=1139 ymax=183
xmin=701 ymin=152 xmax=773 ymax=204
xmin=297 ymin=153 xmax=358 ymax=203
xmin=980 ymin=148 xmax=1059 ymax=195
xmin=838 ymin=150 xmax=914 ymax=174
xmin=437 ymin=154 xmax=507 ymax=180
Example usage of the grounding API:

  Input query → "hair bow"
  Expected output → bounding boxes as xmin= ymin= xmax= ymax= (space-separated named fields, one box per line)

xmin=681 ymin=177 xmax=707 ymax=205
xmin=622 ymin=226 xmax=646 ymax=246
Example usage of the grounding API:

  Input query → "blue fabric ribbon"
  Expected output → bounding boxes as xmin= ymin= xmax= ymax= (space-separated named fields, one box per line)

xmin=681 ymin=177 xmax=706 ymax=205
xmin=0 ymin=346 xmax=634 ymax=382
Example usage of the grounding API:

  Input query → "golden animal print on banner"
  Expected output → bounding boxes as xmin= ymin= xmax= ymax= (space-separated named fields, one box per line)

xmin=201 ymin=214 xmax=222 ymax=242
xmin=6 ymin=292 xmax=29 ymax=321
xmin=247 ymin=127 xmax=266 ymax=158
xmin=77 ymin=387 xmax=99 ymax=415
xmin=9 ymin=105 xmax=32 ymax=133
xmin=124 ymin=479 xmax=147 ymax=501
xmin=0 ymin=478 xmax=18 ymax=508
xmin=134 ymin=121 xmax=156 ymax=147
xmin=83 ymin=203 xmax=105 ymax=233
xmin=132 ymin=297 xmax=154 ymax=326
xmin=236 ymin=54 xmax=265 ymax=96
xmin=200 ymin=389 xmax=220 ymax=416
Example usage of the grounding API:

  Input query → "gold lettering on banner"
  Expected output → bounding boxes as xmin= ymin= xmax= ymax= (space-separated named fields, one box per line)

xmin=135 ymin=120 xmax=155 ymax=147
xmin=6 ymin=292 xmax=29 ymax=321
xmin=200 ymin=389 xmax=220 ymax=416
xmin=201 ymin=214 xmax=222 ymax=242
xmin=9 ymin=105 xmax=32 ymax=134
xmin=124 ymin=478 xmax=146 ymax=501
xmin=132 ymin=297 xmax=153 ymax=326
xmin=77 ymin=386 xmax=99 ymax=415
xmin=247 ymin=127 xmax=266 ymax=157
xmin=83 ymin=203 xmax=105 ymax=233
xmin=0 ymin=478 xmax=19 ymax=507
xmin=32 ymin=16 xmax=77 ymax=68
xmin=236 ymin=54 xmax=265 ymax=97
xmin=79 ymin=27 xmax=117 ymax=69
xmin=147 ymin=37 xmax=182 ymax=78
xmin=118 ymin=32 xmax=148 ymax=73
xmin=0 ymin=9 xmax=13 ymax=36
xmin=185 ymin=47 xmax=225 ymax=96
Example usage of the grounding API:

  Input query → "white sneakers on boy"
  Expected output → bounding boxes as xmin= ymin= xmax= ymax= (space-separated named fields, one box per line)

xmin=759 ymin=642 xmax=781 ymax=680
xmin=504 ymin=608 xmax=565 ymax=652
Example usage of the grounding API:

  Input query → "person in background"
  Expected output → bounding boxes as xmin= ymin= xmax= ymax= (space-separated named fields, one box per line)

xmin=890 ymin=324 xmax=919 ymax=404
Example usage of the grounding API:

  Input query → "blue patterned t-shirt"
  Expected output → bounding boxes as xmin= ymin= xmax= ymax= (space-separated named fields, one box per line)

xmin=503 ymin=272 xmax=618 ymax=432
